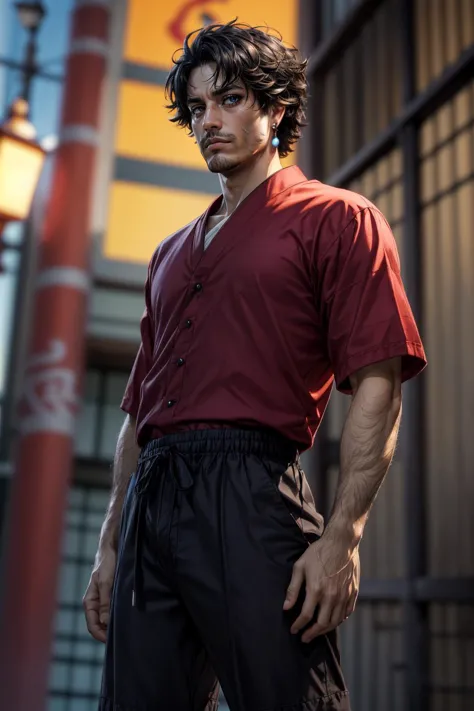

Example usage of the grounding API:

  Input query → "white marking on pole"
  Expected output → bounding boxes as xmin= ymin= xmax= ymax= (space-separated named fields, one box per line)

xmin=20 ymin=412 xmax=77 ymax=437
xmin=20 ymin=341 xmax=79 ymax=438
xmin=70 ymin=37 xmax=109 ymax=58
xmin=60 ymin=124 xmax=99 ymax=146
xmin=36 ymin=267 xmax=90 ymax=292
xmin=29 ymin=339 xmax=66 ymax=368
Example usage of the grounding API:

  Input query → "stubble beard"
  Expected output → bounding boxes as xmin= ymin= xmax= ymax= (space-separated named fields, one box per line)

xmin=206 ymin=153 xmax=240 ymax=175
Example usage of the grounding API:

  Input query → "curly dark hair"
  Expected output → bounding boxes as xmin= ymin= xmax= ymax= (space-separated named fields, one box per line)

xmin=165 ymin=20 xmax=308 ymax=158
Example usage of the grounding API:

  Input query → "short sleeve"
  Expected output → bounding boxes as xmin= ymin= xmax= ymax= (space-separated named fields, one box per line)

xmin=121 ymin=262 xmax=155 ymax=417
xmin=317 ymin=206 xmax=427 ymax=393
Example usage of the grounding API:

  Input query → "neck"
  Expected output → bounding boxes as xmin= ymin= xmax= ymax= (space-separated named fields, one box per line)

xmin=217 ymin=151 xmax=283 ymax=216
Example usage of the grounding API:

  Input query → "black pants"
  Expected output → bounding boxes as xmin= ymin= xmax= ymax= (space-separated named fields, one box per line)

xmin=99 ymin=429 xmax=350 ymax=711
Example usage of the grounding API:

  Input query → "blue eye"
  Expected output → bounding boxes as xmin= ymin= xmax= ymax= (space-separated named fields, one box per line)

xmin=223 ymin=94 xmax=241 ymax=106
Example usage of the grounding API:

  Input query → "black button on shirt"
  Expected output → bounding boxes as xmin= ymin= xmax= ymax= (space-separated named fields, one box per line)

xmin=194 ymin=283 xmax=203 ymax=292
xmin=121 ymin=165 xmax=427 ymax=452
xmin=167 ymin=399 xmax=176 ymax=408
xmin=185 ymin=319 xmax=192 ymax=329
xmin=177 ymin=358 xmax=185 ymax=367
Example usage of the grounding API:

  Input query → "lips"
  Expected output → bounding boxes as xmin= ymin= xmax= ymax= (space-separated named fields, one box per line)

xmin=205 ymin=138 xmax=229 ymax=149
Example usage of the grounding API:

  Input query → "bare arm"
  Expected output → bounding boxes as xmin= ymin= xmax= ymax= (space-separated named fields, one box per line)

xmin=284 ymin=357 xmax=402 ymax=642
xmin=83 ymin=414 xmax=140 ymax=642
xmin=99 ymin=414 xmax=141 ymax=551
xmin=324 ymin=356 xmax=402 ymax=554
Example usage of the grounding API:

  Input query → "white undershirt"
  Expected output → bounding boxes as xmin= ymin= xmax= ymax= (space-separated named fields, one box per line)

xmin=203 ymin=216 xmax=230 ymax=250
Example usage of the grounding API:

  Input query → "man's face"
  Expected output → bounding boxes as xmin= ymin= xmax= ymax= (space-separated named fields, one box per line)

xmin=187 ymin=63 xmax=273 ymax=175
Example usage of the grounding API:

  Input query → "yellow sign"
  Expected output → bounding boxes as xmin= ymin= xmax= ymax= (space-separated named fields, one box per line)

xmin=105 ymin=182 xmax=214 ymax=263
xmin=115 ymin=81 xmax=207 ymax=169
xmin=124 ymin=0 xmax=298 ymax=68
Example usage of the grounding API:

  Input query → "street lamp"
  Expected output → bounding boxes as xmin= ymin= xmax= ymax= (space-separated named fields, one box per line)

xmin=15 ymin=1 xmax=46 ymax=29
xmin=0 ymin=98 xmax=46 ymax=226
xmin=15 ymin=2 xmax=47 ymax=105
xmin=0 ymin=2 xmax=47 ymax=241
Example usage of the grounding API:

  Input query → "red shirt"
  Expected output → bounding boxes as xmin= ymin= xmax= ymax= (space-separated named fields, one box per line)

xmin=121 ymin=166 xmax=426 ymax=450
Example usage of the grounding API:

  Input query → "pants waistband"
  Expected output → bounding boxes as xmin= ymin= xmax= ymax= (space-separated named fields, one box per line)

xmin=139 ymin=428 xmax=299 ymax=464
xmin=132 ymin=429 xmax=299 ymax=610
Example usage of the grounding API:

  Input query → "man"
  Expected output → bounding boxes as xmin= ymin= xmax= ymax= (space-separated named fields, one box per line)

xmin=84 ymin=21 xmax=426 ymax=711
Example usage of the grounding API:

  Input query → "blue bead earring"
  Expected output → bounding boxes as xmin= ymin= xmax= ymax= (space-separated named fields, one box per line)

xmin=271 ymin=123 xmax=280 ymax=148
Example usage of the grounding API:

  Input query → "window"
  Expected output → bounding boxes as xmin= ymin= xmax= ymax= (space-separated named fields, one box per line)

xmin=321 ymin=0 xmax=361 ymax=38
xmin=48 ymin=486 xmax=109 ymax=711
xmin=416 ymin=0 xmax=474 ymax=93
xmin=420 ymin=82 xmax=474 ymax=578
xmin=75 ymin=370 xmax=130 ymax=462
xmin=322 ymin=0 xmax=402 ymax=178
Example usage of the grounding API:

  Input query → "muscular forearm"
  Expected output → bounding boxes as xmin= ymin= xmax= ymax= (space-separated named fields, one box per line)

xmin=99 ymin=414 xmax=140 ymax=551
xmin=324 ymin=362 xmax=402 ymax=552
xmin=286 ymin=361 xmax=402 ymax=639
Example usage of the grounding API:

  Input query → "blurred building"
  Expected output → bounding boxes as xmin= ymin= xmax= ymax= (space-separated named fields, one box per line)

xmin=0 ymin=1 xmax=473 ymax=710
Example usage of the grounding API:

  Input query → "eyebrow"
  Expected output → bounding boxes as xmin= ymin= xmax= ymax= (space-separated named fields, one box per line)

xmin=187 ymin=84 xmax=244 ymax=104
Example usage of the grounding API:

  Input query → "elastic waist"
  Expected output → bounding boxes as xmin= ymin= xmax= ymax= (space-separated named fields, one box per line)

xmin=139 ymin=428 xmax=298 ymax=464
xmin=132 ymin=428 xmax=299 ymax=610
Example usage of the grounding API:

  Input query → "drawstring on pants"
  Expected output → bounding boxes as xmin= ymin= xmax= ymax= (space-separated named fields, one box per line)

xmin=130 ymin=432 xmax=301 ymax=610
xmin=132 ymin=446 xmax=194 ymax=609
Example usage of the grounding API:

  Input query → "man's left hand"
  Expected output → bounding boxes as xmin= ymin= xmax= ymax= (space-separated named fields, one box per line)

xmin=283 ymin=538 xmax=360 ymax=643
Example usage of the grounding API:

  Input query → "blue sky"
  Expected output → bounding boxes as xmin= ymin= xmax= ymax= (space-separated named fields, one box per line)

xmin=2 ymin=0 xmax=75 ymax=138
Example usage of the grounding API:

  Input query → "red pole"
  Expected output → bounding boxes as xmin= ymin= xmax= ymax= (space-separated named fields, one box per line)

xmin=0 ymin=3 xmax=110 ymax=709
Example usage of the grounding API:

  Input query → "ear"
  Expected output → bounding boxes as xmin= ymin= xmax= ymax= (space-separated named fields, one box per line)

xmin=270 ymin=104 xmax=286 ymax=127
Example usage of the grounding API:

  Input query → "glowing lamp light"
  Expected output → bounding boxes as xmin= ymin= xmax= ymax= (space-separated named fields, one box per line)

xmin=0 ymin=98 xmax=46 ymax=222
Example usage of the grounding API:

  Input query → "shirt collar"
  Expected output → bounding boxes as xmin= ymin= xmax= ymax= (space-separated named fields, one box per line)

xmin=191 ymin=165 xmax=308 ymax=265
xmin=207 ymin=165 xmax=308 ymax=219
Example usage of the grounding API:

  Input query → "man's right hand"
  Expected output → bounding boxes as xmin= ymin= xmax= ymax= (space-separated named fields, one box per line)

xmin=83 ymin=545 xmax=117 ymax=643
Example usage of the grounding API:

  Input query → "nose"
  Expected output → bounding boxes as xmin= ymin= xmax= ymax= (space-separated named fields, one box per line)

xmin=202 ymin=103 xmax=222 ymax=132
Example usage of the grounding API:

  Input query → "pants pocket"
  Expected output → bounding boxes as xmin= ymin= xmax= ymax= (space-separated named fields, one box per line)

xmin=250 ymin=458 xmax=311 ymax=567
